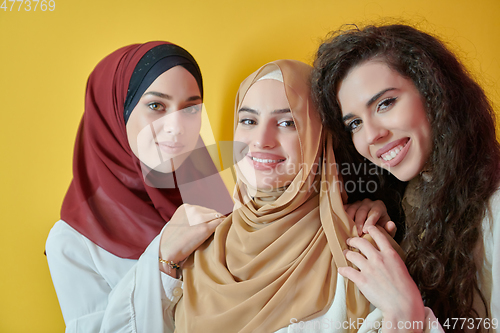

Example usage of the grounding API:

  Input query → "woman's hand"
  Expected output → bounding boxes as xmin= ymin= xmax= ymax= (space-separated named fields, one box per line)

xmin=339 ymin=226 xmax=425 ymax=332
xmin=344 ymin=199 xmax=396 ymax=237
xmin=158 ymin=204 xmax=225 ymax=277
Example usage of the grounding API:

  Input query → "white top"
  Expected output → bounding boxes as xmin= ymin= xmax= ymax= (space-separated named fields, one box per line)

xmin=47 ymin=186 xmax=500 ymax=333
xmin=480 ymin=189 xmax=500 ymax=322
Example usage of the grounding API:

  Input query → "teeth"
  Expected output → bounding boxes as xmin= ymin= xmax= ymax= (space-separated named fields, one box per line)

xmin=381 ymin=144 xmax=404 ymax=161
xmin=251 ymin=157 xmax=284 ymax=163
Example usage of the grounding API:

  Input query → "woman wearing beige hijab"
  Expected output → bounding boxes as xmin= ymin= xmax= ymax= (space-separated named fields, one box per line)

xmin=100 ymin=60 xmax=437 ymax=332
xmin=172 ymin=59 xmax=369 ymax=332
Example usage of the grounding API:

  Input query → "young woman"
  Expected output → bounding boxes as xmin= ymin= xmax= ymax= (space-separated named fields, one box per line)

xmin=103 ymin=59 xmax=445 ymax=332
xmin=45 ymin=42 xmax=234 ymax=332
xmin=312 ymin=24 xmax=500 ymax=331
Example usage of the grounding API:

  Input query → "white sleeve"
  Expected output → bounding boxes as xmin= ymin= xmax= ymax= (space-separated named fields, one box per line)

xmin=487 ymin=190 xmax=500 ymax=325
xmin=46 ymin=220 xmax=121 ymax=332
xmin=46 ymin=221 xmax=182 ymax=333
xmin=99 ymin=229 xmax=182 ymax=333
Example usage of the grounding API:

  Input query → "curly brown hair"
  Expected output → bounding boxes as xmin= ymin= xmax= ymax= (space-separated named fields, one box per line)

xmin=311 ymin=24 xmax=500 ymax=330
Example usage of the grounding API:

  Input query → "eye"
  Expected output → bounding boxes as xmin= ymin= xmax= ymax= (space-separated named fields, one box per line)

xmin=376 ymin=97 xmax=397 ymax=113
xmin=278 ymin=120 xmax=296 ymax=128
xmin=238 ymin=118 xmax=256 ymax=126
xmin=148 ymin=102 xmax=165 ymax=112
xmin=182 ymin=104 xmax=202 ymax=115
xmin=345 ymin=118 xmax=362 ymax=133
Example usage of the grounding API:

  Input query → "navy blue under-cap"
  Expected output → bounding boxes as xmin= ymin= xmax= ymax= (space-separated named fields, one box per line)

xmin=123 ymin=44 xmax=203 ymax=124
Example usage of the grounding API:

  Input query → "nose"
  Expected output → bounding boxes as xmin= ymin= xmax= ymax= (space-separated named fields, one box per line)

xmin=253 ymin=123 xmax=277 ymax=149
xmin=163 ymin=110 xmax=184 ymax=136
xmin=364 ymin=119 xmax=388 ymax=145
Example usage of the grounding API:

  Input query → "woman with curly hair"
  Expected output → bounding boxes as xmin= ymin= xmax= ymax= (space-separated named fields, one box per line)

xmin=312 ymin=24 xmax=500 ymax=331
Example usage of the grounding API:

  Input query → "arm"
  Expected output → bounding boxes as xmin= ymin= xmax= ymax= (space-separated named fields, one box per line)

xmin=100 ymin=232 xmax=182 ymax=333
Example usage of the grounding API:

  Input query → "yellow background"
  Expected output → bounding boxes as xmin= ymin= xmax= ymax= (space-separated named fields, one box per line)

xmin=1 ymin=0 xmax=499 ymax=331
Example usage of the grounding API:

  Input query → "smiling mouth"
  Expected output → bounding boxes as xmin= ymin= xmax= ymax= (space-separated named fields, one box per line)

xmin=378 ymin=138 xmax=410 ymax=162
xmin=250 ymin=156 xmax=286 ymax=163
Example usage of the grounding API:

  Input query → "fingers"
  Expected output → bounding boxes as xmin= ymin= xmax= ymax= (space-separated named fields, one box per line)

xmin=345 ymin=199 xmax=391 ymax=236
xmin=354 ymin=204 xmax=372 ymax=237
xmin=344 ymin=200 xmax=368 ymax=236
xmin=206 ymin=217 xmax=224 ymax=232
xmin=343 ymin=248 xmax=368 ymax=270
xmin=344 ymin=201 xmax=362 ymax=220
xmin=160 ymin=215 xmax=224 ymax=264
xmin=365 ymin=226 xmax=393 ymax=252
xmin=371 ymin=200 xmax=391 ymax=223
xmin=337 ymin=266 xmax=366 ymax=287
xmin=345 ymin=237 xmax=378 ymax=261
xmin=182 ymin=204 xmax=226 ymax=226
xmin=384 ymin=221 xmax=397 ymax=238
xmin=365 ymin=219 xmax=397 ymax=238
xmin=361 ymin=210 xmax=380 ymax=235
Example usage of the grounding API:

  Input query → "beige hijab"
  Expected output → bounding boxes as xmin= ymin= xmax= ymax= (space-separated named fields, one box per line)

xmin=175 ymin=60 xmax=385 ymax=332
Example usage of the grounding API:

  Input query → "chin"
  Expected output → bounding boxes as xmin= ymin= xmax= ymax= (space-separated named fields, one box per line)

xmin=390 ymin=167 xmax=421 ymax=182
xmin=145 ymin=162 xmax=174 ymax=174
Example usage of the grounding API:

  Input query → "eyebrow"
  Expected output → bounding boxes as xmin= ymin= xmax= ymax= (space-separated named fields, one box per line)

xmin=142 ymin=91 xmax=202 ymax=102
xmin=238 ymin=107 xmax=291 ymax=115
xmin=341 ymin=87 xmax=397 ymax=122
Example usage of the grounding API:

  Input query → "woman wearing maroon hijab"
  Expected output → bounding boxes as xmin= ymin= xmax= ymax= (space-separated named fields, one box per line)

xmin=45 ymin=42 xmax=234 ymax=332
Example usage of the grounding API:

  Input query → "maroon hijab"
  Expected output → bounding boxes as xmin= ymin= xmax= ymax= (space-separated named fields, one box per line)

xmin=61 ymin=42 xmax=232 ymax=259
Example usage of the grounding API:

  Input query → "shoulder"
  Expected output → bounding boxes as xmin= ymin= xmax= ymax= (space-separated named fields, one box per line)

xmin=46 ymin=220 xmax=121 ymax=266
xmin=46 ymin=220 xmax=90 ymax=253
xmin=46 ymin=220 xmax=137 ymax=286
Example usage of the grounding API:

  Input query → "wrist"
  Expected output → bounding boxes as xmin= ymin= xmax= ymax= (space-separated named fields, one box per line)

xmin=158 ymin=256 xmax=181 ymax=278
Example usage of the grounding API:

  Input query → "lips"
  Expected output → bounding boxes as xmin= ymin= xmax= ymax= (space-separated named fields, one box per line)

xmin=246 ymin=152 xmax=286 ymax=170
xmin=376 ymin=138 xmax=411 ymax=167
xmin=157 ymin=141 xmax=185 ymax=154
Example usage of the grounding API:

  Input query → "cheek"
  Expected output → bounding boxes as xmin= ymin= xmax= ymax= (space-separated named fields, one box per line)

xmin=188 ymin=115 xmax=202 ymax=139
xmin=416 ymin=119 xmax=433 ymax=158
xmin=283 ymin=136 xmax=301 ymax=165
xmin=233 ymin=127 xmax=246 ymax=144
xmin=126 ymin=126 xmax=139 ymax=151
xmin=126 ymin=115 xmax=152 ymax=156
xmin=407 ymin=108 xmax=431 ymax=143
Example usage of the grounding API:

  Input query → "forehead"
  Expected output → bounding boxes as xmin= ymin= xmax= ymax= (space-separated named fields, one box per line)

xmin=146 ymin=66 xmax=199 ymax=93
xmin=338 ymin=60 xmax=408 ymax=106
xmin=241 ymin=79 xmax=288 ymax=111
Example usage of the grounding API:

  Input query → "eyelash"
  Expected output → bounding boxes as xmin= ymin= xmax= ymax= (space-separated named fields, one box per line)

xmin=344 ymin=97 xmax=397 ymax=133
xmin=182 ymin=104 xmax=202 ymax=114
xmin=278 ymin=120 xmax=295 ymax=128
xmin=147 ymin=102 xmax=202 ymax=115
xmin=148 ymin=102 xmax=165 ymax=112
xmin=239 ymin=118 xmax=256 ymax=126
xmin=345 ymin=119 xmax=362 ymax=133
xmin=377 ymin=97 xmax=397 ymax=112
xmin=238 ymin=119 xmax=296 ymax=128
